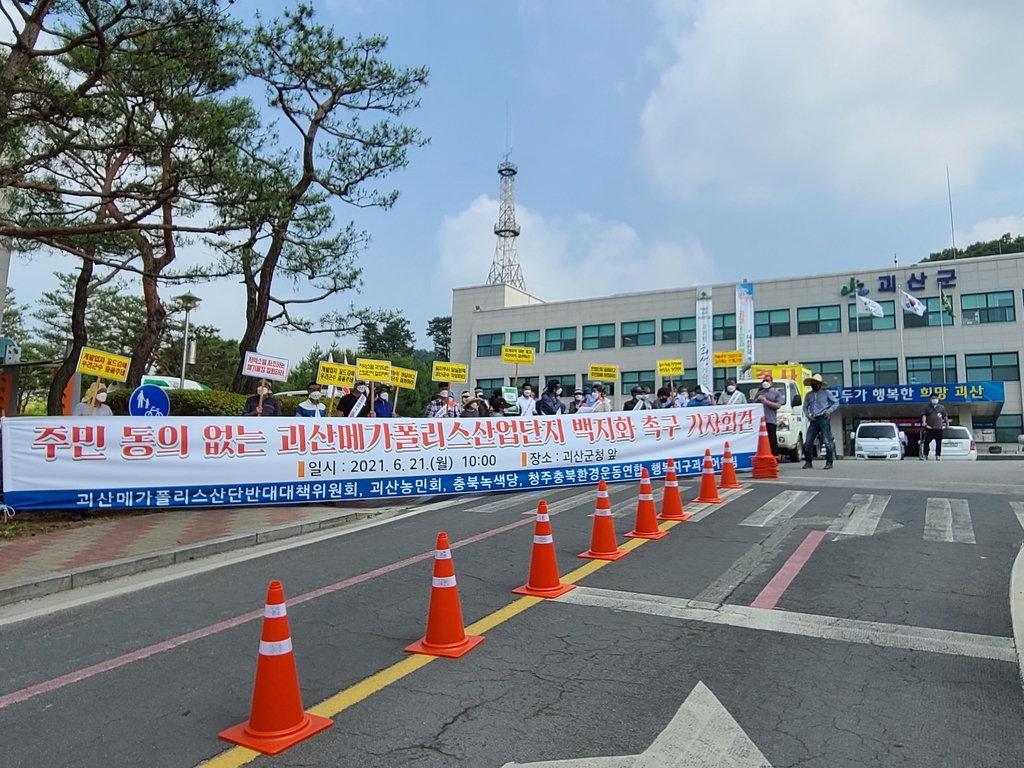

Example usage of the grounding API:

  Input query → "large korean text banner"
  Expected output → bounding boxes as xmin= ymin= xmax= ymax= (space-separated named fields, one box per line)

xmin=2 ymin=406 xmax=762 ymax=511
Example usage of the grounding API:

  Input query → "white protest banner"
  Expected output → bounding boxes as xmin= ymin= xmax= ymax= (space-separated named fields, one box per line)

xmin=736 ymin=283 xmax=755 ymax=366
xmin=2 ymin=406 xmax=762 ymax=511
xmin=696 ymin=287 xmax=713 ymax=395
xmin=242 ymin=351 xmax=289 ymax=382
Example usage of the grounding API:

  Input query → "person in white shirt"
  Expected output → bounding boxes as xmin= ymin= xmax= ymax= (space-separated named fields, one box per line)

xmin=717 ymin=378 xmax=747 ymax=406
xmin=71 ymin=382 xmax=113 ymax=416
xmin=674 ymin=388 xmax=690 ymax=408
xmin=517 ymin=383 xmax=537 ymax=417
xmin=578 ymin=382 xmax=612 ymax=413
xmin=295 ymin=382 xmax=327 ymax=417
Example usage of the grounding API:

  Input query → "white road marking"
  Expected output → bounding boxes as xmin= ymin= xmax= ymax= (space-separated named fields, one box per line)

xmin=826 ymin=494 xmax=890 ymax=538
xmin=557 ymin=586 xmax=1016 ymax=664
xmin=740 ymin=490 xmax=818 ymax=528
xmin=685 ymin=486 xmax=754 ymax=522
xmin=503 ymin=681 xmax=771 ymax=767
xmin=1010 ymin=501 xmax=1024 ymax=530
xmin=466 ymin=490 xmax=546 ymax=513
xmin=924 ymin=498 xmax=976 ymax=544
xmin=522 ymin=487 xmax=632 ymax=516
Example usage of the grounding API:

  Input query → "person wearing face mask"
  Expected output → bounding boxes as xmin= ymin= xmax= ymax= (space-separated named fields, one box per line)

xmin=373 ymin=386 xmax=394 ymax=418
xmin=802 ymin=373 xmax=839 ymax=469
xmin=685 ymin=385 xmax=713 ymax=407
xmin=338 ymin=379 xmax=373 ymax=417
xmin=654 ymin=387 xmax=673 ymax=409
xmin=754 ymin=374 xmax=783 ymax=456
xmin=517 ymin=382 xmax=537 ymax=417
xmin=623 ymin=385 xmax=652 ymax=411
xmin=296 ymin=382 xmax=328 ymax=417
xmin=461 ymin=390 xmax=490 ymax=418
xmin=674 ymin=387 xmax=690 ymax=408
xmin=489 ymin=388 xmax=511 ymax=416
xmin=426 ymin=385 xmax=461 ymax=417
xmin=920 ymin=395 xmax=949 ymax=460
xmin=473 ymin=387 xmax=492 ymax=417
xmin=72 ymin=381 xmax=113 ymax=416
xmin=578 ymin=382 xmax=612 ymax=413
xmin=538 ymin=380 xmax=566 ymax=415
xmin=569 ymin=388 xmax=586 ymax=414
xmin=243 ymin=381 xmax=281 ymax=417
xmin=717 ymin=378 xmax=747 ymax=406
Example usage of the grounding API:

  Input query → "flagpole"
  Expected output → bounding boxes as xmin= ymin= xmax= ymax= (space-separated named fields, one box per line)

xmin=939 ymin=290 xmax=948 ymax=384
xmin=854 ymin=290 xmax=862 ymax=387
xmin=898 ymin=284 xmax=906 ymax=386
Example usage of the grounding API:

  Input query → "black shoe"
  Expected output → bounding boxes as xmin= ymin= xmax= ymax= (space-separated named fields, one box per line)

xmin=824 ymin=463 xmax=833 ymax=470
xmin=802 ymin=462 xmax=813 ymax=469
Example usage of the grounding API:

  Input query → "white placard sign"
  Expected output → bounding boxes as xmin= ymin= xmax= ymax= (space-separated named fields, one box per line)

xmin=2 ymin=406 xmax=764 ymax=511
xmin=242 ymin=351 xmax=289 ymax=382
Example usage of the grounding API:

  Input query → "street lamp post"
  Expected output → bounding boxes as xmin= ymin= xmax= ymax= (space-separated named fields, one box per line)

xmin=176 ymin=291 xmax=201 ymax=390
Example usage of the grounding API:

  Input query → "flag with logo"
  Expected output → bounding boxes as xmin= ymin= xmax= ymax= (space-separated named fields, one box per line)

xmin=940 ymin=289 xmax=955 ymax=319
xmin=900 ymin=290 xmax=926 ymax=317
xmin=856 ymin=294 xmax=885 ymax=318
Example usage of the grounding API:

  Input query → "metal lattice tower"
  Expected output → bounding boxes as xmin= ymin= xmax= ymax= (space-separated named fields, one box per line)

xmin=487 ymin=158 xmax=526 ymax=290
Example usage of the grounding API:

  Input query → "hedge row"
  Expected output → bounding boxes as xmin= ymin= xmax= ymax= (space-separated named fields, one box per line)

xmin=106 ymin=388 xmax=310 ymax=417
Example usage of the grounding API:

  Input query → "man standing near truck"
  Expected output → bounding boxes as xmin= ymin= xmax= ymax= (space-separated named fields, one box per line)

xmin=754 ymin=373 xmax=784 ymax=456
xmin=802 ymin=373 xmax=839 ymax=469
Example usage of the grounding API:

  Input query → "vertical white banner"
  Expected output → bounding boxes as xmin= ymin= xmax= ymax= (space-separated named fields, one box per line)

xmin=736 ymin=282 xmax=755 ymax=366
xmin=696 ymin=287 xmax=713 ymax=395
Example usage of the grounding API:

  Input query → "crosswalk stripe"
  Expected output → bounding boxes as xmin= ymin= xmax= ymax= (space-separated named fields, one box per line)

xmin=519 ymin=487 xmax=628 ymax=516
xmin=924 ymin=498 xmax=975 ymax=544
xmin=1011 ymin=501 xmax=1024 ymax=530
xmin=740 ymin=490 xmax=818 ymax=528
xmin=464 ymin=490 xmax=546 ymax=513
xmin=826 ymin=494 xmax=890 ymax=538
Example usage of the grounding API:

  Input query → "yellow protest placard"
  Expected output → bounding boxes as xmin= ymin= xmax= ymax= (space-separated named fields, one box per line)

xmin=501 ymin=346 xmax=535 ymax=365
xmin=356 ymin=358 xmax=392 ymax=383
xmin=390 ymin=366 xmax=418 ymax=390
xmin=588 ymin=364 xmax=619 ymax=382
xmin=657 ymin=359 xmax=684 ymax=377
xmin=77 ymin=347 xmax=131 ymax=382
xmin=713 ymin=350 xmax=745 ymax=367
xmin=431 ymin=361 xmax=468 ymax=383
xmin=317 ymin=361 xmax=356 ymax=388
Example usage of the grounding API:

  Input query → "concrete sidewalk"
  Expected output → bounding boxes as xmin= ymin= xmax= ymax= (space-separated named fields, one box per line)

xmin=0 ymin=502 xmax=402 ymax=606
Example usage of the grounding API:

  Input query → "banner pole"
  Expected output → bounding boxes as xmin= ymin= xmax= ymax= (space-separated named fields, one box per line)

xmin=88 ymin=377 xmax=102 ymax=415
xmin=392 ymin=387 xmax=399 ymax=417
xmin=258 ymin=378 xmax=266 ymax=414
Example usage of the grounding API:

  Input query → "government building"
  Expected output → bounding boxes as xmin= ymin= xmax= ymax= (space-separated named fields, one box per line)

xmin=450 ymin=251 xmax=1024 ymax=455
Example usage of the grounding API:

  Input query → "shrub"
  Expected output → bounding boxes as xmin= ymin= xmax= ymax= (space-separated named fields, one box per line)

xmin=106 ymin=388 xmax=316 ymax=417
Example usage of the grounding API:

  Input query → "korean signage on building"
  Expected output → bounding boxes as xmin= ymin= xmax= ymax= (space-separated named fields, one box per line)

xmin=840 ymin=268 xmax=958 ymax=298
xmin=834 ymin=381 xmax=1003 ymax=406
xmin=735 ymin=283 xmax=755 ymax=366
xmin=696 ymin=288 xmax=713 ymax=395
xmin=2 ymin=407 xmax=762 ymax=511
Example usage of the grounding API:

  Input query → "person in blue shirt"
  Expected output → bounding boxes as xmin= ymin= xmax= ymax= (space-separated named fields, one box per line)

xmin=373 ymin=386 xmax=394 ymax=418
xmin=295 ymin=382 xmax=327 ymax=418
xmin=802 ymin=374 xmax=840 ymax=469
xmin=684 ymin=386 xmax=713 ymax=407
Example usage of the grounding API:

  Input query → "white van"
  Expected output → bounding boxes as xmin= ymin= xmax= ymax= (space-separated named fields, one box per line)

xmin=854 ymin=422 xmax=902 ymax=460
xmin=739 ymin=378 xmax=805 ymax=462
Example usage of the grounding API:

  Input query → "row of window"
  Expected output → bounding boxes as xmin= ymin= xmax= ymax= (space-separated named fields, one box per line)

xmin=473 ymin=352 xmax=1022 ymax=398
xmin=476 ymin=291 xmax=1020 ymax=356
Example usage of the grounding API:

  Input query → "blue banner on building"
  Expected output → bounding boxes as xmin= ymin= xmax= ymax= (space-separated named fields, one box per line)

xmin=835 ymin=382 xmax=1004 ymax=406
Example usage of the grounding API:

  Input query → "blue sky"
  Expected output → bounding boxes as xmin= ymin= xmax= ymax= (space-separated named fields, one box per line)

xmin=9 ymin=0 xmax=1024 ymax=365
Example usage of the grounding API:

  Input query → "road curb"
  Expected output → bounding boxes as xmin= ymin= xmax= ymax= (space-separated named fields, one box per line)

xmin=0 ymin=509 xmax=368 ymax=608
xmin=1010 ymin=543 xmax=1024 ymax=694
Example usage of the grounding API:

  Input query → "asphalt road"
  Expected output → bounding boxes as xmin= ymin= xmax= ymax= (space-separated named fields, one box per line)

xmin=2 ymin=460 xmax=1024 ymax=767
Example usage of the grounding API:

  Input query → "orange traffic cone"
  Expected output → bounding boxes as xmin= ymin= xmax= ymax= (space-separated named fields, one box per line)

xmin=579 ymin=480 xmax=629 ymax=561
xmin=219 ymin=581 xmax=333 ymax=755
xmin=405 ymin=532 xmax=485 ymax=658
xmin=658 ymin=458 xmax=690 ymax=521
xmin=513 ymin=501 xmax=576 ymax=597
xmin=694 ymin=449 xmax=724 ymax=504
xmin=626 ymin=468 xmax=669 ymax=540
xmin=718 ymin=442 xmax=744 ymax=490
xmin=752 ymin=417 xmax=779 ymax=479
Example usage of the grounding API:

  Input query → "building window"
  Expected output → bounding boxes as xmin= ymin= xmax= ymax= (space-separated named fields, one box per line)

xmin=851 ymin=358 xmax=899 ymax=386
xmin=713 ymin=367 xmax=739 ymax=393
xmin=713 ymin=313 xmax=736 ymax=341
xmin=582 ymin=373 xmax=615 ymax=395
xmin=509 ymin=329 xmax=540 ymax=352
xmin=544 ymin=326 xmax=576 ymax=353
xmin=797 ymin=305 xmax=841 ymax=335
xmin=906 ymin=355 xmax=957 ymax=384
xmin=582 ymin=323 xmax=616 ymax=350
xmin=961 ymin=291 xmax=1016 ymax=325
xmin=476 ymin=378 xmax=503 ymax=394
xmin=806 ymin=361 xmax=844 ymax=388
xmin=965 ymin=352 xmax=1020 ymax=382
xmin=511 ymin=375 xmax=539 ymax=390
xmin=476 ymin=332 xmax=505 ymax=357
xmin=621 ymin=320 xmax=655 ymax=347
xmin=754 ymin=309 xmax=791 ymax=338
xmin=622 ymin=370 xmax=656 ymax=393
xmin=995 ymin=414 xmax=1023 ymax=444
xmin=847 ymin=300 xmax=896 ymax=331
xmin=903 ymin=297 xmax=954 ymax=328
xmin=662 ymin=317 xmax=696 ymax=344
xmin=546 ymin=374 xmax=576 ymax=391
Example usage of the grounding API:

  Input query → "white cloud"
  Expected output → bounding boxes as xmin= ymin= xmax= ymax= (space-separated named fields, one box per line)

xmin=435 ymin=195 xmax=713 ymax=300
xmin=956 ymin=214 xmax=1024 ymax=246
xmin=640 ymin=0 xmax=1024 ymax=204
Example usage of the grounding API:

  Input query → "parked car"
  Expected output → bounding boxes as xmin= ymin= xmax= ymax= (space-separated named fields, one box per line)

xmin=853 ymin=422 xmax=902 ymax=461
xmin=939 ymin=426 xmax=978 ymax=461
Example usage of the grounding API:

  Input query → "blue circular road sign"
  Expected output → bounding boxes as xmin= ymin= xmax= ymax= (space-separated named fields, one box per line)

xmin=128 ymin=384 xmax=171 ymax=417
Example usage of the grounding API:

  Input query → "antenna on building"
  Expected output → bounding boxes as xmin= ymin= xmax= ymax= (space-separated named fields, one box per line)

xmin=487 ymin=108 xmax=526 ymax=290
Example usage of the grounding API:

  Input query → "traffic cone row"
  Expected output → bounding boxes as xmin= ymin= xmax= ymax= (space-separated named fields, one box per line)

xmin=718 ymin=442 xmax=744 ymax=490
xmin=752 ymin=417 xmax=779 ymax=479
xmin=223 ymin=452 xmax=750 ymax=755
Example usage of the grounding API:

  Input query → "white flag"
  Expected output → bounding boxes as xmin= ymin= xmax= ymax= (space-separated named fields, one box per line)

xmin=857 ymin=294 xmax=885 ymax=318
xmin=900 ymin=290 xmax=927 ymax=317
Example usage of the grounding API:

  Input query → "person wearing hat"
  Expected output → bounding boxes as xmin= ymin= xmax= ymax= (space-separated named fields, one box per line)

xmin=373 ymin=385 xmax=394 ymax=418
xmin=753 ymin=373 xmax=783 ymax=456
xmin=569 ymin=388 xmax=586 ymax=414
xmin=489 ymin=387 xmax=511 ymax=416
xmin=473 ymin=387 xmax=493 ymax=417
xmin=623 ymin=385 xmax=651 ymax=411
xmin=717 ymin=377 xmax=747 ymax=406
xmin=538 ymin=379 xmax=566 ymax=415
xmin=72 ymin=381 xmax=113 ymax=416
xmin=243 ymin=380 xmax=281 ymax=417
xmin=802 ymin=373 xmax=839 ymax=469
xmin=461 ymin=390 xmax=490 ymax=417
xmin=339 ymin=380 xmax=373 ymax=417
xmin=426 ymin=384 xmax=461 ymax=417
xmin=578 ymin=381 xmax=612 ymax=413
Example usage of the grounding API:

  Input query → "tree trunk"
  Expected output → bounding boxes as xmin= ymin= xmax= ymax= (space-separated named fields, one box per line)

xmin=46 ymin=256 xmax=92 ymax=415
xmin=0 ymin=0 xmax=56 ymax=127
xmin=231 ymin=260 xmax=272 ymax=394
xmin=127 ymin=268 xmax=166 ymax=387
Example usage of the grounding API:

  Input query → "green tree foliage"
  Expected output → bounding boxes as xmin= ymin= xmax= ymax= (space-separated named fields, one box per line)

xmin=359 ymin=313 xmax=415 ymax=359
xmin=426 ymin=315 xmax=451 ymax=361
xmin=924 ymin=233 xmax=1024 ymax=262
xmin=154 ymin=325 xmax=240 ymax=392
xmin=283 ymin=343 xmax=352 ymax=393
xmin=1 ymin=288 xmax=53 ymax=413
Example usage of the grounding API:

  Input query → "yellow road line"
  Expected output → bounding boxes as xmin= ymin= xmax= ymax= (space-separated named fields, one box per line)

xmin=198 ymin=522 xmax=675 ymax=767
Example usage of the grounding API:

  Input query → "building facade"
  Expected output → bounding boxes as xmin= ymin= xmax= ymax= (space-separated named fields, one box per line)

xmin=451 ymin=252 xmax=1024 ymax=453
